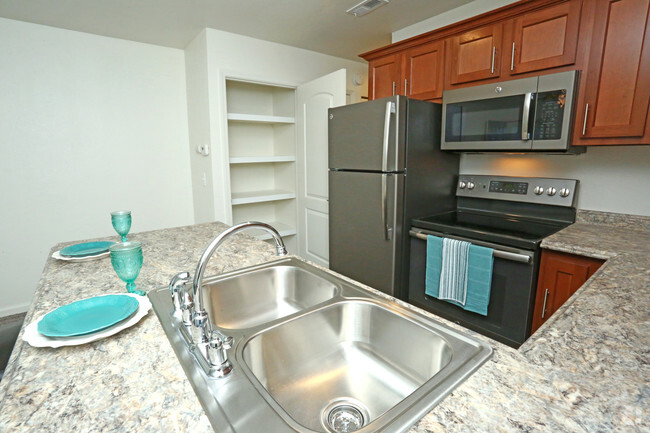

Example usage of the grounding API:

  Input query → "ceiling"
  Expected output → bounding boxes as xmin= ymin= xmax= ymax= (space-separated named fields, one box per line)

xmin=0 ymin=0 xmax=474 ymax=61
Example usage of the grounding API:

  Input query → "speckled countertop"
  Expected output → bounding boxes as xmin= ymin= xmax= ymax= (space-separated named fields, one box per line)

xmin=0 ymin=215 xmax=648 ymax=432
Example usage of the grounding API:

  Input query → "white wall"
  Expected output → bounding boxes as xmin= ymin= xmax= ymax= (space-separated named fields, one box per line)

xmin=393 ymin=0 xmax=650 ymax=217
xmin=460 ymin=147 xmax=650 ymax=215
xmin=392 ymin=0 xmax=519 ymax=42
xmin=0 ymin=18 xmax=194 ymax=316
xmin=186 ymin=29 xmax=368 ymax=223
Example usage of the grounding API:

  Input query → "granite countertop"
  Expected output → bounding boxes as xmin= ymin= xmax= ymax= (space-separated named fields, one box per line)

xmin=0 ymin=215 xmax=648 ymax=432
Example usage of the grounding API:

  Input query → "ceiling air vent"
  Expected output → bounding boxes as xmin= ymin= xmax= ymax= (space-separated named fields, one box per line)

xmin=346 ymin=0 xmax=390 ymax=17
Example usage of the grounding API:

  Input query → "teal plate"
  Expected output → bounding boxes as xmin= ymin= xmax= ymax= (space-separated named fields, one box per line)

xmin=37 ymin=295 xmax=140 ymax=338
xmin=60 ymin=241 xmax=116 ymax=258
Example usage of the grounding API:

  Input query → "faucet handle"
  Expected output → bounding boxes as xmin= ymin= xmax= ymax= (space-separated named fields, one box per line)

xmin=207 ymin=331 xmax=234 ymax=377
xmin=169 ymin=272 xmax=191 ymax=314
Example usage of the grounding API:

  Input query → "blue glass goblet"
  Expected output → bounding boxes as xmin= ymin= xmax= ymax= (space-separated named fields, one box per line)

xmin=111 ymin=210 xmax=132 ymax=242
xmin=110 ymin=241 xmax=144 ymax=296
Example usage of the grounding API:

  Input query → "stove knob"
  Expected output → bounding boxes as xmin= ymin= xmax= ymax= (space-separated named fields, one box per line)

xmin=534 ymin=186 xmax=544 ymax=195
xmin=559 ymin=188 xmax=571 ymax=197
xmin=547 ymin=187 xmax=557 ymax=196
xmin=458 ymin=181 xmax=467 ymax=189
xmin=467 ymin=182 xmax=475 ymax=190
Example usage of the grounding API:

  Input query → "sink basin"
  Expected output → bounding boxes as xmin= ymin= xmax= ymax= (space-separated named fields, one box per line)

xmin=149 ymin=257 xmax=492 ymax=433
xmin=243 ymin=300 xmax=453 ymax=432
xmin=202 ymin=263 xmax=338 ymax=329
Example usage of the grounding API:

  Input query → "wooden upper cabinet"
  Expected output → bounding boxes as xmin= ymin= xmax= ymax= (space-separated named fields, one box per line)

xmin=509 ymin=0 xmax=582 ymax=75
xmin=575 ymin=0 xmax=650 ymax=144
xmin=367 ymin=41 xmax=445 ymax=101
xmin=531 ymin=250 xmax=604 ymax=334
xmin=361 ymin=0 xmax=649 ymax=145
xmin=447 ymin=23 xmax=503 ymax=85
xmin=368 ymin=54 xmax=400 ymax=100
xmin=404 ymin=40 xmax=445 ymax=100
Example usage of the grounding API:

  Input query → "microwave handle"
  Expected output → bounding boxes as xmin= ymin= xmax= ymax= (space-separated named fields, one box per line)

xmin=521 ymin=92 xmax=533 ymax=141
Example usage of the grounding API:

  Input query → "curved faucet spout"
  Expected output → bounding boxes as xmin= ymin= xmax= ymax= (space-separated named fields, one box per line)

xmin=192 ymin=222 xmax=288 ymax=323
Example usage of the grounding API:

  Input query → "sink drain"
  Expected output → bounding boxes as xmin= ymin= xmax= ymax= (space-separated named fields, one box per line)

xmin=322 ymin=399 xmax=369 ymax=433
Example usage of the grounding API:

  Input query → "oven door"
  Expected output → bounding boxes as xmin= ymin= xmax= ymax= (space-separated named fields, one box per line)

xmin=407 ymin=228 xmax=539 ymax=348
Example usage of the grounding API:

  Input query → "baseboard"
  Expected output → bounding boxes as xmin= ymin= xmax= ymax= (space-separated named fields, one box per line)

xmin=0 ymin=303 xmax=30 ymax=319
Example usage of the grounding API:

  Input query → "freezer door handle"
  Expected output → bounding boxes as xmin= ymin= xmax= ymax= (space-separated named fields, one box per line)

xmin=381 ymin=174 xmax=392 ymax=240
xmin=381 ymin=101 xmax=395 ymax=172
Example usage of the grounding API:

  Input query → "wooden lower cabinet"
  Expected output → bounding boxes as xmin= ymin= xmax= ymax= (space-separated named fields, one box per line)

xmin=531 ymin=250 xmax=604 ymax=333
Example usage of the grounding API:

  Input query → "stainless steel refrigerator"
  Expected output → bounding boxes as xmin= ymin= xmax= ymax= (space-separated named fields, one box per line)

xmin=328 ymin=96 xmax=459 ymax=299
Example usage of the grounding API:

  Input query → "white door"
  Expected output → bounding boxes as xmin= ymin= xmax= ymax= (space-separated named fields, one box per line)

xmin=296 ymin=69 xmax=346 ymax=267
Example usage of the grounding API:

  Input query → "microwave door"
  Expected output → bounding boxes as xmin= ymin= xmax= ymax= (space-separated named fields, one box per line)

xmin=441 ymin=76 xmax=537 ymax=151
xmin=442 ymin=94 xmax=534 ymax=151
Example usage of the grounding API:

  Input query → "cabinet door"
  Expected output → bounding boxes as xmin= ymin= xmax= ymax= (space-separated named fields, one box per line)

xmin=509 ymin=0 xmax=582 ymax=74
xmin=404 ymin=40 xmax=445 ymax=100
xmin=531 ymin=250 xmax=604 ymax=333
xmin=368 ymin=54 xmax=401 ymax=100
xmin=448 ymin=23 xmax=503 ymax=85
xmin=577 ymin=0 xmax=650 ymax=142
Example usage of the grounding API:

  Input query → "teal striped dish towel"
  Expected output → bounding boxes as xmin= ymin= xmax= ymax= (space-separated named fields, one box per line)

xmin=425 ymin=235 xmax=494 ymax=316
xmin=439 ymin=238 xmax=470 ymax=305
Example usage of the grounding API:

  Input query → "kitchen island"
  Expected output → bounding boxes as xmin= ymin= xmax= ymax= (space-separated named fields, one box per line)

xmin=0 ymin=215 xmax=648 ymax=432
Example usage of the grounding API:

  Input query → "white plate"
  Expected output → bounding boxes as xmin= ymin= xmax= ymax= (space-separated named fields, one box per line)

xmin=23 ymin=293 xmax=152 ymax=348
xmin=52 ymin=250 xmax=109 ymax=262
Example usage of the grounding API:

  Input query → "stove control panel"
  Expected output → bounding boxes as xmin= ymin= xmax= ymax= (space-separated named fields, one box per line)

xmin=457 ymin=175 xmax=578 ymax=207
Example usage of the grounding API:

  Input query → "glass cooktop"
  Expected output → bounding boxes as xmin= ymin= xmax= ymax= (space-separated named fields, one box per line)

xmin=411 ymin=209 xmax=571 ymax=250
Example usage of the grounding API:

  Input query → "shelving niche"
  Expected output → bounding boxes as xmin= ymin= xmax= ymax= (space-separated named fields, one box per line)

xmin=226 ymin=79 xmax=297 ymax=250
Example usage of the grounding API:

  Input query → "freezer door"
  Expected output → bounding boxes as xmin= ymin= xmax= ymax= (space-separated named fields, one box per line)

xmin=328 ymin=96 xmax=407 ymax=172
xmin=328 ymin=170 xmax=403 ymax=296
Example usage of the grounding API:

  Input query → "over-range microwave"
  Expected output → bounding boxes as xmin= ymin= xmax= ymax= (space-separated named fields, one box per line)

xmin=441 ymin=70 xmax=581 ymax=152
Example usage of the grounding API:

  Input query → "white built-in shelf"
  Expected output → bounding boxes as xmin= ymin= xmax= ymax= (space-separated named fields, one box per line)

xmin=229 ymin=156 xmax=296 ymax=164
xmin=231 ymin=190 xmax=296 ymax=205
xmin=227 ymin=113 xmax=295 ymax=124
xmin=245 ymin=222 xmax=296 ymax=240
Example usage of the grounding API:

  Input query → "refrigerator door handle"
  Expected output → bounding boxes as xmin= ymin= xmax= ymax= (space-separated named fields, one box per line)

xmin=381 ymin=174 xmax=392 ymax=240
xmin=381 ymin=101 xmax=395 ymax=172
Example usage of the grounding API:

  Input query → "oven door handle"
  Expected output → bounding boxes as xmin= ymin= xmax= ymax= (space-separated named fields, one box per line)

xmin=409 ymin=229 xmax=533 ymax=264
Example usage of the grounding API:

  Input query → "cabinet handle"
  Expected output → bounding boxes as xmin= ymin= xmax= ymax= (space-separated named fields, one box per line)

xmin=491 ymin=46 xmax=496 ymax=74
xmin=510 ymin=42 xmax=515 ymax=71
xmin=541 ymin=288 xmax=549 ymax=318
xmin=392 ymin=81 xmax=396 ymax=96
xmin=404 ymin=79 xmax=408 ymax=95
xmin=582 ymin=104 xmax=589 ymax=136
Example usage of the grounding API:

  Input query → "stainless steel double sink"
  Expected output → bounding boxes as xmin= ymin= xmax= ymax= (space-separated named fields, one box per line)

xmin=149 ymin=257 xmax=492 ymax=433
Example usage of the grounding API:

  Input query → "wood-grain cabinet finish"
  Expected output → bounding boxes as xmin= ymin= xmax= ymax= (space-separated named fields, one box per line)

xmin=368 ymin=40 xmax=445 ymax=101
xmin=447 ymin=23 xmax=503 ymax=85
xmin=404 ymin=40 xmax=445 ymax=100
xmin=509 ymin=0 xmax=582 ymax=75
xmin=446 ymin=0 xmax=581 ymax=85
xmin=531 ymin=250 xmax=604 ymax=333
xmin=574 ymin=0 xmax=650 ymax=145
xmin=368 ymin=54 xmax=400 ymax=100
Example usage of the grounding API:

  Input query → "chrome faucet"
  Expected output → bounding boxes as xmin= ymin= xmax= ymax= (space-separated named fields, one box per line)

xmin=169 ymin=221 xmax=288 ymax=377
